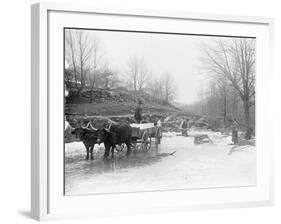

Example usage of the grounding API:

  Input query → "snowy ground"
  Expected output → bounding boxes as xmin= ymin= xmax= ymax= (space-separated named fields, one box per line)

xmin=64 ymin=130 xmax=256 ymax=196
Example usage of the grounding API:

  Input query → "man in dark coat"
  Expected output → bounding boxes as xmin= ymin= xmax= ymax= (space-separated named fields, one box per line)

xmin=231 ymin=118 xmax=239 ymax=144
xmin=134 ymin=100 xmax=143 ymax=123
xmin=180 ymin=118 xmax=189 ymax=136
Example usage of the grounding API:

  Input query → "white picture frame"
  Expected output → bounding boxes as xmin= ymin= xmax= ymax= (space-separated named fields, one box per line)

xmin=31 ymin=2 xmax=274 ymax=221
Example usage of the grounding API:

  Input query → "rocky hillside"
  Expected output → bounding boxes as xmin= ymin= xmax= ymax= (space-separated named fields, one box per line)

xmin=65 ymin=88 xmax=184 ymax=117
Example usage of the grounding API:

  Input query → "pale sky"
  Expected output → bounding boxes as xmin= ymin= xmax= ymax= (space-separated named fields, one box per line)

xmin=66 ymin=29 xmax=230 ymax=105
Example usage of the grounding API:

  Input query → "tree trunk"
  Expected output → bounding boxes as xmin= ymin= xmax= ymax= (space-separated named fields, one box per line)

xmin=243 ymin=99 xmax=252 ymax=140
xmin=134 ymin=74 xmax=137 ymax=91
xmin=232 ymin=93 xmax=237 ymax=117
xmin=74 ymin=70 xmax=78 ymax=89
xmin=223 ymin=91 xmax=227 ymax=122
xmin=90 ymin=72 xmax=96 ymax=103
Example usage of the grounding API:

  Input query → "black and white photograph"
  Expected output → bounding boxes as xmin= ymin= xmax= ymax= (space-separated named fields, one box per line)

xmin=64 ymin=28 xmax=256 ymax=196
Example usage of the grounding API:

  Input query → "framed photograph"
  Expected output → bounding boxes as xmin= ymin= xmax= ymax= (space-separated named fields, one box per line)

xmin=31 ymin=2 xmax=274 ymax=221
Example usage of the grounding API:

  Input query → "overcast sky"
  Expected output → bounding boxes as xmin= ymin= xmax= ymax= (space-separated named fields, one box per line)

xmin=66 ymin=29 xmax=233 ymax=105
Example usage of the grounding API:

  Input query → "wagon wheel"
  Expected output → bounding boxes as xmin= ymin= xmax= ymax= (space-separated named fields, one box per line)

xmin=141 ymin=131 xmax=151 ymax=152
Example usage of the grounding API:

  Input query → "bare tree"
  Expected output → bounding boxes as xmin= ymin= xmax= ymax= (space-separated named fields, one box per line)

xmin=64 ymin=68 xmax=73 ymax=88
xmin=76 ymin=31 xmax=93 ymax=91
xmin=125 ymin=56 xmax=150 ymax=91
xmin=138 ymin=61 xmax=150 ymax=91
xmin=126 ymin=56 xmax=138 ymax=91
xmin=89 ymin=38 xmax=103 ymax=89
xmin=213 ymin=74 xmax=229 ymax=122
xmin=204 ymin=80 xmax=225 ymax=117
xmin=65 ymin=30 xmax=78 ymax=88
xmin=203 ymin=38 xmax=255 ymax=137
xmin=98 ymin=61 xmax=119 ymax=89
xmin=65 ymin=30 xmax=95 ymax=92
xmin=148 ymin=77 xmax=165 ymax=101
xmin=163 ymin=72 xmax=177 ymax=103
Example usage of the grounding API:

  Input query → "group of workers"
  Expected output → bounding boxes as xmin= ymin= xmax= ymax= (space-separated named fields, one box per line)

xmin=134 ymin=100 xmax=241 ymax=147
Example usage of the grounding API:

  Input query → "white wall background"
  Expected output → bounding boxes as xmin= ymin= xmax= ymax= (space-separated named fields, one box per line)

xmin=0 ymin=0 xmax=279 ymax=223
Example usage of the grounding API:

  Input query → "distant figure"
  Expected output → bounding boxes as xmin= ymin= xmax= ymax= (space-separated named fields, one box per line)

xmin=245 ymin=127 xmax=253 ymax=140
xmin=134 ymin=100 xmax=143 ymax=123
xmin=154 ymin=120 xmax=162 ymax=155
xmin=231 ymin=118 xmax=239 ymax=144
xmin=180 ymin=118 xmax=189 ymax=136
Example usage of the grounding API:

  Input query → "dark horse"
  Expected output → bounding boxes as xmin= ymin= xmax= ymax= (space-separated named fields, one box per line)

xmin=96 ymin=123 xmax=132 ymax=159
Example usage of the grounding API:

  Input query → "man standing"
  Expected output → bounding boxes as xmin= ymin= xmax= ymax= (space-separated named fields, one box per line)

xmin=154 ymin=120 xmax=162 ymax=155
xmin=231 ymin=118 xmax=239 ymax=145
xmin=180 ymin=118 xmax=189 ymax=136
xmin=134 ymin=100 xmax=143 ymax=123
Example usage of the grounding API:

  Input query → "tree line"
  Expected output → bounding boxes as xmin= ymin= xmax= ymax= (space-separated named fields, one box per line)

xmin=65 ymin=30 xmax=177 ymax=104
xmin=197 ymin=38 xmax=255 ymax=137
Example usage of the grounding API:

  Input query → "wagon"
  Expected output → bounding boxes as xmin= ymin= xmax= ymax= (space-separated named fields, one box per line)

xmin=115 ymin=123 xmax=157 ymax=152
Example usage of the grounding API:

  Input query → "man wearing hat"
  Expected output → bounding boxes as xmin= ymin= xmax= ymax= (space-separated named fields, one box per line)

xmin=134 ymin=100 xmax=143 ymax=123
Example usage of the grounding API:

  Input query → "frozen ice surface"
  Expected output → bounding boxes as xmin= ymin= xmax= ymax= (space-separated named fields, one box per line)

xmin=65 ymin=130 xmax=256 ymax=195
